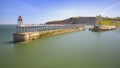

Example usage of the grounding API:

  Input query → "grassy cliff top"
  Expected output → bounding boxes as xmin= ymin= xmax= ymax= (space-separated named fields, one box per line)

xmin=97 ymin=20 xmax=120 ymax=26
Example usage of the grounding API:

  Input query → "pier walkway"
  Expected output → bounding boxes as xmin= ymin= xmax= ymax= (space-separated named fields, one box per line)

xmin=16 ymin=24 xmax=84 ymax=33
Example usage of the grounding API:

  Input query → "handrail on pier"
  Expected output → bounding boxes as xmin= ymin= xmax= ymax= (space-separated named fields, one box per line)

xmin=16 ymin=24 xmax=84 ymax=33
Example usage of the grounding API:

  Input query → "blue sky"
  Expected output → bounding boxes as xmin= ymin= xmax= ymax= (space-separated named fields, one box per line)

xmin=0 ymin=0 xmax=120 ymax=24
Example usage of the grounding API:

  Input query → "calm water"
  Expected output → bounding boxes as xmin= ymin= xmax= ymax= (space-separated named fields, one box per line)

xmin=0 ymin=25 xmax=120 ymax=68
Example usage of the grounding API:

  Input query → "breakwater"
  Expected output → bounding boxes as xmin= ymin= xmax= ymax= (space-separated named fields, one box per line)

xmin=89 ymin=25 xmax=116 ymax=32
xmin=13 ymin=24 xmax=85 ymax=43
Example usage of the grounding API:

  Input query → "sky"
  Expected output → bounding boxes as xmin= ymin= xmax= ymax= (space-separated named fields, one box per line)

xmin=0 ymin=0 xmax=120 ymax=24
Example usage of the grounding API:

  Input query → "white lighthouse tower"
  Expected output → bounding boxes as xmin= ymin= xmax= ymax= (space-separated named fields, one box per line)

xmin=17 ymin=16 xmax=23 ymax=25
xmin=17 ymin=16 xmax=23 ymax=33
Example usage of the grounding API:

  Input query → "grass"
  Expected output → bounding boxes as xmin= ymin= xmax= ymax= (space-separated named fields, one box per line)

xmin=97 ymin=20 xmax=120 ymax=26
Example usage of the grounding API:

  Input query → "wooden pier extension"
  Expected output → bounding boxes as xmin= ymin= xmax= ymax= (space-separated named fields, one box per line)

xmin=13 ymin=24 xmax=85 ymax=43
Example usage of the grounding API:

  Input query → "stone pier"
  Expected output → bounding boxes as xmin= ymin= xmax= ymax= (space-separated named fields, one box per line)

xmin=89 ymin=25 xmax=116 ymax=32
xmin=13 ymin=24 xmax=85 ymax=43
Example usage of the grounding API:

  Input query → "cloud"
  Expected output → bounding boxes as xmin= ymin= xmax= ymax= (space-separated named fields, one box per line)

xmin=101 ymin=1 xmax=120 ymax=15
xmin=57 ymin=9 xmax=77 ymax=14
xmin=56 ymin=9 xmax=79 ymax=15
xmin=4 ymin=1 xmax=41 ymax=15
xmin=54 ymin=9 xmax=80 ymax=19
xmin=2 ymin=1 xmax=43 ymax=24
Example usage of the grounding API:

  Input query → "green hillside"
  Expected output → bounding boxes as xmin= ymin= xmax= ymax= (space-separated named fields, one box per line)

xmin=99 ymin=20 xmax=120 ymax=26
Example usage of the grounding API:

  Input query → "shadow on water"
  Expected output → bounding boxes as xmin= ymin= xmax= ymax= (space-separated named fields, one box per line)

xmin=3 ymin=41 xmax=14 ymax=45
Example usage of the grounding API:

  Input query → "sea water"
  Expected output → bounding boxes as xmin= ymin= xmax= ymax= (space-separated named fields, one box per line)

xmin=0 ymin=25 xmax=120 ymax=68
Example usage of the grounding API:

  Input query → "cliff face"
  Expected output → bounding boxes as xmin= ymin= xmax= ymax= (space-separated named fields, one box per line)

xmin=46 ymin=17 xmax=97 ymax=25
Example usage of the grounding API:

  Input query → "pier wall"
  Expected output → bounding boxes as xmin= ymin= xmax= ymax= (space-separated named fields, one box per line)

xmin=13 ymin=24 xmax=85 ymax=43
xmin=89 ymin=25 xmax=116 ymax=32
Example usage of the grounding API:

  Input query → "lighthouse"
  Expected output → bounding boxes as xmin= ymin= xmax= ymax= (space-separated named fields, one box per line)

xmin=17 ymin=16 xmax=23 ymax=25
xmin=17 ymin=16 xmax=23 ymax=33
